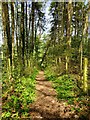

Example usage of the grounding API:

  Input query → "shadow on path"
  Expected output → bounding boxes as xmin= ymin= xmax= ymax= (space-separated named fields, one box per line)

xmin=29 ymin=71 xmax=83 ymax=120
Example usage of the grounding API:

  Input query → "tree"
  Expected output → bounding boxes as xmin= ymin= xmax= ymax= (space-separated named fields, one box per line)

xmin=2 ymin=3 xmax=11 ymax=72
xmin=21 ymin=3 xmax=25 ymax=67
xmin=11 ymin=2 xmax=15 ymax=70
xmin=83 ymin=2 xmax=90 ymax=94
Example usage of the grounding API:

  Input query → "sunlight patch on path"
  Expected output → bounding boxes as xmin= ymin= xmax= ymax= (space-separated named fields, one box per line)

xmin=30 ymin=71 xmax=76 ymax=119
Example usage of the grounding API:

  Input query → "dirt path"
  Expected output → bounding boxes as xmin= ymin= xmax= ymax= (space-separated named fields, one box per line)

xmin=29 ymin=71 xmax=78 ymax=120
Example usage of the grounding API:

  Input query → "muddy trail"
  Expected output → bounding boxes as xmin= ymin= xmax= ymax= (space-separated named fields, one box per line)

xmin=29 ymin=71 xmax=88 ymax=120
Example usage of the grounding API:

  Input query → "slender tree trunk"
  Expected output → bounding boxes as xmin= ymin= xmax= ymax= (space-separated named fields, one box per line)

xmin=2 ymin=3 xmax=8 ymax=69
xmin=40 ymin=42 xmax=50 ymax=66
xmin=83 ymin=58 xmax=88 ymax=93
xmin=88 ymin=2 xmax=90 ymax=95
xmin=26 ymin=2 xmax=28 ymax=66
xmin=6 ymin=4 xmax=12 ymax=67
xmin=83 ymin=4 xmax=89 ymax=94
xmin=31 ymin=2 xmax=35 ymax=53
xmin=28 ymin=5 xmax=31 ymax=65
xmin=21 ymin=3 xmax=25 ymax=67
xmin=80 ymin=41 xmax=83 ymax=72
xmin=11 ymin=3 xmax=14 ymax=70
xmin=29 ymin=13 xmax=31 ymax=33
xmin=58 ymin=3 xmax=64 ymax=65
xmin=16 ymin=2 xmax=18 ymax=55
xmin=35 ymin=19 xmax=37 ymax=60
xmin=66 ymin=0 xmax=73 ymax=73
xmin=75 ymin=2 xmax=77 ymax=36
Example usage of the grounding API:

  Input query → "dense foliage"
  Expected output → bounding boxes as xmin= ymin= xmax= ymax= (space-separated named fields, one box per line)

xmin=45 ymin=69 xmax=90 ymax=119
xmin=2 ymin=68 xmax=38 ymax=118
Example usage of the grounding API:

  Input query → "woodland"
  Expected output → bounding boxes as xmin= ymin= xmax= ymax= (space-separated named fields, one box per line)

xmin=1 ymin=1 xmax=90 ymax=119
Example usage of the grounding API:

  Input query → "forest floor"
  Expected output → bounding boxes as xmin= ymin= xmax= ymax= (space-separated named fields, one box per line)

xmin=29 ymin=71 xmax=89 ymax=120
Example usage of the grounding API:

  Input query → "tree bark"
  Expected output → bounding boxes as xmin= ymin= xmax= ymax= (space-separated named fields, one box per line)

xmin=21 ymin=3 xmax=25 ymax=67
xmin=11 ymin=3 xmax=14 ymax=70
xmin=66 ymin=0 xmax=73 ymax=73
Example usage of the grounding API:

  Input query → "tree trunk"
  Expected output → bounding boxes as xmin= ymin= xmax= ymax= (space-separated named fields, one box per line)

xmin=2 ymin=3 xmax=8 ymax=69
xmin=83 ymin=58 xmax=88 ymax=93
xmin=31 ymin=2 xmax=35 ymax=53
xmin=21 ymin=3 xmax=25 ymax=67
xmin=80 ymin=41 xmax=83 ymax=72
xmin=25 ymin=2 xmax=29 ymax=66
xmin=16 ymin=2 xmax=18 ymax=55
xmin=83 ymin=4 xmax=89 ymax=94
xmin=2 ymin=3 xmax=11 ymax=69
xmin=66 ymin=0 xmax=73 ymax=73
xmin=11 ymin=3 xmax=14 ymax=70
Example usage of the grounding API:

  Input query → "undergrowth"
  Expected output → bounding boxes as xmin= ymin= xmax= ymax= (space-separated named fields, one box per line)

xmin=45 ymin=69 xmax=90 ymax=119
xmin=2 ymin=67 xmax=38 ymax=118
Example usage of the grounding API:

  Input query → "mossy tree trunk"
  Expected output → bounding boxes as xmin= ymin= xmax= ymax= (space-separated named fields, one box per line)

xmin=66 ymin=0 xmax=73 ymax=73
xmin=83 ymin=58 xmax=88 ymax=93
xmin=83 ymin=4 xmax=89 ymax=94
